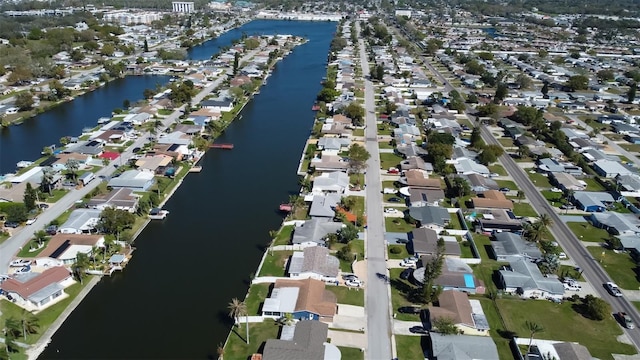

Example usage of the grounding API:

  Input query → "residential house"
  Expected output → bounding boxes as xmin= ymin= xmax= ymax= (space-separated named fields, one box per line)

xmin=499 ymin=259 xmax=565 ymax=300
xmin=399 ymin=156 xmax=433 ymax=174
xmin=593 ymin=159 xmax=634 ymax=178
xmin=538 ymin=158 xmax=583 ymax=175
xmin=617 ymin=174 xmax=640 ymax=192
xmin=92 ymin=130 xmax=126 ymax=144
xmin=291 ymin=218 xmax=343 ymax=247
xmin=288 ymin=246 xmax=339 ymax=282
xmin=428 ymin=333 xmax=499 ymax=360
xmin=308 ymin=193 xmax=341 ymax=219
xmin=491 ymin=232 xmax=542 ymax=262
xmin=123 ymin=112 xmax=152 ymax=125
xmin=151 ymin=143 xmax=189 ymax=161
xmin=453 ymin=158 xmax=490 ymax=177
xmin=477 ymin=209 xmax=524 ymax=233
xmin=461 ymin=173 xmax=499 ymax=192
xmin=572 ymin=191 xmax=615 ymax=212
xmin=59 ymin=209 xmax=102 ymax=234
xmin=200 ymin=98 xmax=234 ymax=112
xmin=411 ymin=228 xmax=461 ymax=257
xmin=311 ymin=154 xmax=350 ymax=173
xmin=135 ymin=154 xmax=173 ymax=174
xmin=589 ymin=212 xmax=640 ymax=236
xmin=262 ymin=321 xmax=341 ymax=360
xmin=157 ymin=131 xmax=192 ymax=146
xmin=551 ymin=172 xmax=586 ymax=191
xmin=311 ymin=172 xmax=349 ymax=194
xmin=408 ymin=206 xmax=450 ymax=229
xmin=107 ymin=170 xmax=155 ymax=191
xmin=320 ymin=122 xmax=352 ymax=137
xmin=396 ymin=143 xmax=428 ymax=158
xmin=471 ymin=190 xmax=514 ymax=210
xmin=262 ymin=278 xmax=338 ymax=322
xmin=398 ymin=169 xmax=441 ymax=188
xmin=87 ymin=188 xmax=139 ymax=213
xmin=36 ymin=234 xmax=105 ymax=266
xmin=613 ymin=122 xmax=640 ymax=135
xmin=427 ymin=290 xmax=490 ymax=335
xmin=64 ymin=140 xmax=104 ymax=156
xmin=407 ymin=187 xmax=446 ymax=207
xmin=316 ymin=137 xmax=351 ymax=153
xmin=173 ymin=124 xmax=204 ymax=135
xmin=0 ymin=267 xmax=74 ymax=310
xmin=414 ymin=257 xmax=485 ymax=294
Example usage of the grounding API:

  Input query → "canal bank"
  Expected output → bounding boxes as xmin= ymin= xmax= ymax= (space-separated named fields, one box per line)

xmin=39 ymin=20 xmax=337 ymax=359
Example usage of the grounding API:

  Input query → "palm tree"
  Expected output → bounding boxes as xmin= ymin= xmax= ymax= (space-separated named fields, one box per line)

xmin=65 ymin=159 xmax=80 ymax=184
xmin=41 ymin=166 xmax=55 ymax=196
xmin=537 ymin=214 xmax=553 ymax=228
xmin=228 ymin=298 xmax=249 ymax=344
xmin=20 ymin=310 xmax=39 ymax=340
xmin=516 ymin=190 xmax=525 ymax=203
xmin=216 ymin=343 xmax=225 ymax=360
xmin=525 ymin=321 xmax=544 ymax=353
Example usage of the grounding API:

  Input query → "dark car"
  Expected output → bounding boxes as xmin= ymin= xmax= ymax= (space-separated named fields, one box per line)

xmin=46 ymin=225 xmax=58 ymax=235
xmin=396 ymin=238 xmax=409 ymax=244
xmin=3 ymin=221 xmax=19 ymax=228
xmin=388 ymin=197 xmax=402 ymax=203
xmin=409 ymin=326 xmax=428 ymax=334
xmin=37 ymin=203 xmax=49 ymax=209
xmin=499 ymin=187 xmax=510 ymax=192
xmin=400 ymin=268 xmax=413 ymax=280
xmin=132 ymin=147 xmax=141 ymax=153
xmin=398 ymin=306 xmax=420 ymax=314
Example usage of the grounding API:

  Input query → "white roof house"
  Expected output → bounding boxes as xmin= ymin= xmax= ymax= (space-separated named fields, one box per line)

xmin=593 ymin=159 xmax=634 ymax=178
xmin=311 ymin=172 xmax=349 ymax=194
xmin=59 ymin=209 xmax=102 ymax=234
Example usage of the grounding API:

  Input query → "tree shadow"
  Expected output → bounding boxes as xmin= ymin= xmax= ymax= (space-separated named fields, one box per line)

xmin=484 ymin=245 xmax=495 ymax=260
xmin=497 ymin=329 xmax=518 ymax=339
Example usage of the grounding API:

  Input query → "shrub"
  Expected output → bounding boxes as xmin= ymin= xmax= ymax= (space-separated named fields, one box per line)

xmin=389 ymin=246 xmax=402 ymax=254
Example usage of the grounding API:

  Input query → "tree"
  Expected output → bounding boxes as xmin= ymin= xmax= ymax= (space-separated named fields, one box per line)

xmin=72 ymin=252 xmax=90 ymax=283
xmin=541 ymin=82 xmax=549 ymax=98
xmin=23 ymin=183 xmax=37 ymax=211
xmin=422 ymin=239 xmax=445 ymax=304
xmin=537 ymin=214 xmax=553 ymax=228
xmin=516 ymin=190 xmax=525 ymax=203
xmin=101 ymin=43 xmax=115 ymax=56
xmin=628 ymin=83 xmax=637 ymax=103
xmin=233 ymin=52 xmax=240 ymax=75
xmin=566 ymin=75 xmax=589 ymax=91
xmin=41 ymin=167 xmax=55 ymax=195
xmin=476 ymin=103 xmax=498 ymax=117
xmin=516 ymin=74 xmax=533 ymax=90
xmin=99 ymin=208 xmax=136 ymax=237
xmin=478 ymin=144 xmax=504 ymax=165
xmin=123 ymin=99 xmax=130 ymax=110
xmin=494 ymin=83 xmax=508 ymax=103
xmin=227 ymin=298 xmax=249 ymax=344
xmin=525 ymin=321 xmax=544 ymax=353
xmin=143 ymin=88 xmax=156 ymax=99
xmin=33 ymin=230 xmax=48 ymax=247
xmin=583 ymin=295 xmax=610 ymax=321
xmin=596 ymin=69 xmax=615 ymax=82
xmin=347 ymin=143 xmax=370 ymax=174
xmin=65 ymin=159 xmax=80 ymax=184
xmin=452 ymin=177 xmax=471 ymax=197
xmin=4 ymin=203 xmax=28 ymax=223
xmin=244 ymin=37 xmax=260 ymax=50
xmin=15 ymin=92 xmax=34 ymax=111
xmin=344 ymin=102 xmax=365 ymax=126
xmin=373 ymin=64 xmax=384 ymax=81
xmin=216 ymin=342 xmax=224 ymax=360
xmin=19 ymin=310 xmax=39 ymax=340
xmin=470 ymin=127 xmax=483 ymax=149
xmin=338 ymin=223 xmax=359 ymax=243
xmin=433 ymin=317 xmax=458 ymax=335
xmin=143 ymin=38 xmax=149 ymax=52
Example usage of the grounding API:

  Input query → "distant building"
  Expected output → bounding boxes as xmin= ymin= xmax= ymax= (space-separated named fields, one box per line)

xmin=172 ymin=1 xmax=195 ymax=13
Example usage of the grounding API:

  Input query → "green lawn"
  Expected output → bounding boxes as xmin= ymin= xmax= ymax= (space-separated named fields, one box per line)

xmin=449 ymin=212 xmax=463 ymax=230
xmin=498 ymin=138 xmax=514 ymax=147
xmin=541 ymin=190 xmax=566 ymax=207
xmin=258 ymin=250 xmax=292 ymax=277
xmin=349 ymin=173 xmax=364 ymax=187
xmin=495 ymin=180 xmax=518 ymax=191
xmin=43 ymin=189 xmax=69 ymax=203
xmin=634 ymin=302 xmax=640 ymax=312
xmin=620 ymin=143 xmax=640 ymax=153
xmin=587 ymin=247 xmax=640 ymax=290
xmin=512 ymin=203 xmax=538 ymax=217
xmin=326 ymin=285 xmax=365 ymax=307
xmin=0 ymin=279 xmax=93 ymax=344
xmin=379 ymin=153 xmax=404 ymax=170
xmin=17 ymin=240 xmax=48 ymax=257
xmin=583 ymin=177 xmax=606 ymax=191
xmin=382 ymin=180 xmax=399 ymax=189
xmin=488 ymin=164 xmax=507 ymax=176
xmin=352 ymin=128 xmax=365 ymax=137
xmin=496 ymin=298 xmax=636 ymax=360
xmin=244 ymin=283 xmax=271 ymax=315
xmin=338 ymin=346 xmax=364 ymax=360
xmin=272 ymin=225 xmax=294 ymax=246
xmin=459 ymin=238 xmax=474 ymax=258
xmin=528 ymin=172 xmax=552 ymax=188
xmin=389 ymin=268 xmax=423 ymax=321
xmin=385 ymin=217 xmax=415 ymax=233
xmin=388 ymin=244 xmax=410 ymax=259
xmin=478 ymin=299 xmax=516 ymax=360
xmin=567 ymin=222 xmax=610 ymax=243
xmin=379 ymin=141 xmax=395 ymax=149
xmin=223 ymin=320 xmax=280 ymax=360
xmin=395 ymin=335 xmax=426 ymax=360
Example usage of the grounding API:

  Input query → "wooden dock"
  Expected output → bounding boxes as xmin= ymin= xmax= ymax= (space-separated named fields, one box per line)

xmin=189 ymin=166 xmax=202 ymax=173
xmin=209 ymin=143 xmax=234 ymax=149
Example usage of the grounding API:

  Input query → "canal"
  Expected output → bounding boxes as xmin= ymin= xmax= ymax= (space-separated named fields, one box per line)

xmin=40 ymin=20 xmax=336 ymax=359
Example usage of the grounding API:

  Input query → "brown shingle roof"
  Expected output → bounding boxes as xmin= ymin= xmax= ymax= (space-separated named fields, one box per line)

xmin=274 ymin=278 xmax=337 ymax=319
xmin=429 ymin=290 xmax=474 ymax=328
xmin=471 ymin=190 xmax=513 ymax=209
xmin=39 ymin=234 xmax=104 ymax=259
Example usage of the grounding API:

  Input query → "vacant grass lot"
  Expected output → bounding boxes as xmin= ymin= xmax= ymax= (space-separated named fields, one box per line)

xmin=326 ymin=285 xmax=365 ymax=307
xmin=513 ymin=203 xmax=538 ymax=217
xmin=528 ymin=172 xmax=553 ymax=188
xmin=567 ymin=222 xmax=609 ymax=243
xmin=380 ymin=153 xmax=404 ymax=170
xmin=497 ymin=298 xmax=636 ymax=360
xmin=587 ymin=247 xmax=640 ymax=290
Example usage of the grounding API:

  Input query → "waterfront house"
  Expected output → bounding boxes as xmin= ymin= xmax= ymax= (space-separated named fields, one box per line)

xmin=310 ymin=154 xmax=350 ymax=173
xmin=491 ymin=232 xmax=542 ymax=262
xmin=107 ymin=170 xmax=155 ymax=191
xmin=288 ymin=246 xmax=339 ymax=282
xmin=135 ymin=154 xmax=173 ymax=174
xmin=410 ymin=228 xmax=461 ymax=257
xmin=92 ymin=130 xmax=126 ymax=144
xmin=471 ymin=190 xmax=514 ymax=210
xmin=200 ymin=98 xmax=234 ymax=112
xmin=308 ymin=193 xmax=341 ymax=219
xmin=0 ymin=267 xmax=74 ymax=310
xmin=427 ymin=290 xmax=489 ymax=335
xmin=291 ymin=218 xmax=343 ymax=247
xmin=64 ymin=140 xmax=104 ymax=156
xmin=123 ymin=112 xmax=152 ymax=125
xmin=151 ymin=143 xmax=188 ymax=161
xmin=87 ymin=188 xmax=139 ymax=213
xmin=408 ymin=206 xmax=450 ymax=229
xmin=429 ymin=333 xmax=499 ymax=360
xmin=499 ymin=259 xmax=564 ymax=300
xmin=59 ymin=209 xmax=102 ymax=234
xmin=262 ymin=321 xmax=340 ymax=360
xmin=157 ymin=131 xmax=192 ymax=146
xmin=316 ymin=137 xmax=351 ymax=153
xmin=35 ymin=234 xmax=105 ymax=267
xmin=572 ymin=191 xmax=615 ymax=212
xmin=311 ymin=172 xmax=349 ymax=194
xmin=262 ymin=278 xmax=338 ymax=322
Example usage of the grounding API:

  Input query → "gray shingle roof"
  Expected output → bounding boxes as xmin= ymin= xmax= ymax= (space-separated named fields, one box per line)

xmin=292 ymin=219 xmax=343 ymax=245
xmin=262 ymin=320 xmax=329 ymax=360
xmin=409 ymin=206 xmax=450 ymax=227
xmin=499 ymin=259 xmax=565 ymax=295
xmin=430 ymin=333 xmax=499 ymax=360
xmin=492 ymin=232 xmax=542 ymax=261
xmin=288 ymin=247 xmax=339 ymax=278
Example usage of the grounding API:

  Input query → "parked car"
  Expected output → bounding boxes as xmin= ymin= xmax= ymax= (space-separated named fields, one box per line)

xmin=396 ymin=238 xmax=409 ymax=244
xmin=15 ymin=266 xmax=31 ymax=274
xmin=37 ymin=203 xmax=49 ymax=209
xmin=400 ymin=268 xmax=413 ymax=280
xmin=3 ymin=221 xmax=18 ymax=228
xmin=26 ymin=218 xmax=37 ymax=225
xmin=46 ymin=225 xmax=58 ymax=235
xmin=560 ymin=204 xmax=576 ymax=210
xmin=409 ymin=326 xmax=428 ymax=334
xmin=499 ymin=187 xmax=510 ymax=192
xmin=550 ymin=187 xmax=563 ymax=193
xmin=345 ymin=279 xmax=362 ymax=287
xmin=342 ymin=274 xmax=358 ymax=281
xmin=384 ymin=208 xmax=399 ymax=214
xmin=605 ymin=282 xmax=623 ymax=297
xmin=489 ymin=173 xmax=500 ymax=178
xmin=400 ymin=260 xmax=416 ymax=268
xmin=388 ymin=197 xmax=402 ymax=203
xmin=387 ymin=167 xmax=400 ymax=174
xmin=398 ymin=306 xmax=420 ymax=314
xmin=10 ymin=259 xmax=31 ymax=267
xmin=558 ymin=252 xmax=568 ymax=259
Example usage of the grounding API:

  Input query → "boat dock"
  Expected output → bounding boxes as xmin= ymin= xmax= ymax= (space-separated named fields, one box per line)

xmin=209 ymin=143 xmax=234 ymax=149
xmin=189 ymin=166 xmax=202 ymax=173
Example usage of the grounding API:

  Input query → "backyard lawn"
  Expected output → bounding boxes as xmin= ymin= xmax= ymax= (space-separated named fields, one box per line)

xmin=258 ymin=250 xmax=293 ymax=277
xmin=496 ymin=298 xmax=636 ymax=360
xmin=244 ymin=283 xmax=271 ymax=315
xmin=512 ymin=203 xmax=538 ymax=217
xmin=583 ymin=177 xmax=606 ymax=191
xmin=223 ymin=320 xmax=280 ymax=360
xmin=567 ymin=222 xmax=610 ymax=243
xmin=478 ymin=299 xmax=516 ymax=360
xmin=380 ymin=153 xmax=404 ymax=170
xmin=587 ymin=246 xmax=640 ymax=290
xmin=272 ymin=225 xmax=294 ymax=246
xmin=326 ymin=285 xmax=365 ymax=307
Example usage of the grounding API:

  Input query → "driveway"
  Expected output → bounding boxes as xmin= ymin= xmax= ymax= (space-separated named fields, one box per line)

xmin=393 ymin=320 xmax=425 ymax=336
xmin=327 ymin=329 xmax=367 ymax=349
xmin=332 ymin=305 xmax=366 ymax=331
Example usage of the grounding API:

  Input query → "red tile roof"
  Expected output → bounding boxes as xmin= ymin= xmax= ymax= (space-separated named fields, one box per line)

xmin=1 ymin=267 xmax=71 ymax=299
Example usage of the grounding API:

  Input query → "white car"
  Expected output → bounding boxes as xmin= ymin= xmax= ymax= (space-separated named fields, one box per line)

xmin=550 ymin=188 xmax=563 ymax=193
xmin=345 ymin=279 xmax=362 ymax=287
xmin=9 ymin=259 xmax=31 ymax=267
xmin=558 ymin=252 xmax=568 ymax=259
xmin=26 ymin=218 xmax=37 ymax=225
xmin=384 ymin=208 xmax=398 ymax=214
xmin=400 ymin=260 xmax=416 ymax=268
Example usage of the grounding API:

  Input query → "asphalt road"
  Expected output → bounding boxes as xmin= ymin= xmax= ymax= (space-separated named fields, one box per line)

xmin=0 ymin=49 xmax=259 ymax=274
xmin=357 ymin=25 xmax=393 ymax=360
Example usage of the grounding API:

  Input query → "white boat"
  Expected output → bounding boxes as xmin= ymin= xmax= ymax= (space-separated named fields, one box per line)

xmin=149 ymin=208 xmax=169 ymax=220
xmin=16 ymin=161 xmax=33 ymax=168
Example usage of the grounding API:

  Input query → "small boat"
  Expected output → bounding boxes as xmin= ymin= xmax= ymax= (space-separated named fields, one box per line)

xmin=16 ymin=161 xmax=33 ymax=168
xmin=149 ymin=208 xmax=169 ymax=220
xmin=209 ymin=143 xmax=234 ymax=149
xmin=279 ymin=203 xmax=293 ymax=212
xmin=311 ymin=105 xmax=320 ymax=111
